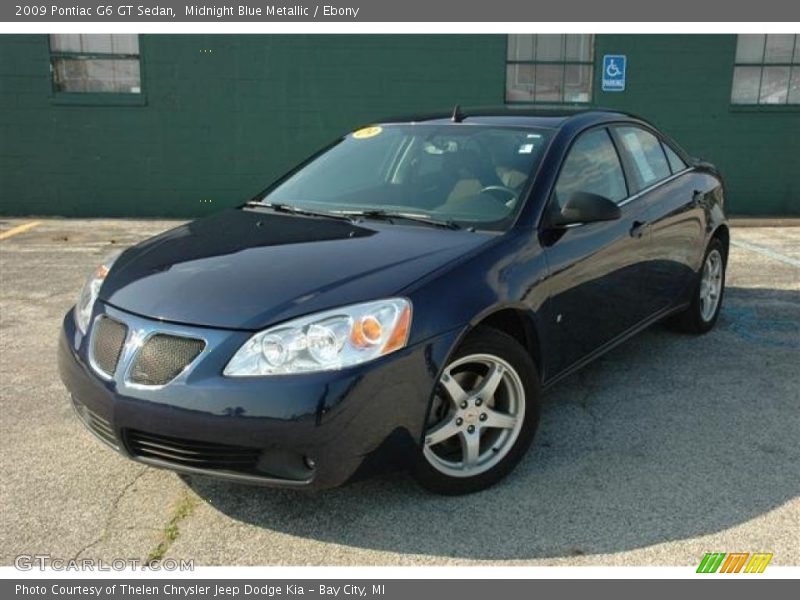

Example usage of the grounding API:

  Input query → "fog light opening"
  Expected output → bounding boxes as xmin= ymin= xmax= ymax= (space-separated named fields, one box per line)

xmin=304 ymin=456 xmax=316 ymax=470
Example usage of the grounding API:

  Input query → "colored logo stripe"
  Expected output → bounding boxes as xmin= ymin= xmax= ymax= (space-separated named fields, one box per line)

xmin=697 ymin=553 xmax=726 ymax=573
xmin=719 ymin=553 xmax=749 ymax=573
xmin=697 ymin=552 xmax=773 ymax=573
xmin=744 ymin=553 xmax=773 ymax=573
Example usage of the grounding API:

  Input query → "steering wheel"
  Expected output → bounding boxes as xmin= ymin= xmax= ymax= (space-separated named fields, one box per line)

xmin=480 ymin=185 xmax=518 ymax=205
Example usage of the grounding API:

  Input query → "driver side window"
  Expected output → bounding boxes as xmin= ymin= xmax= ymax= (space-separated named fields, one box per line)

xmin=554 ymin=128 xmax=628 ymax=208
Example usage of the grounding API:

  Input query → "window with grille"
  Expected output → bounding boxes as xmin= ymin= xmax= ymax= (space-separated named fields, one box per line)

xmin=49 ymin=34 xmax=141 ymax=95
xmin=731 ymin=34 xmax=799 ymax=105
xmin=506 ymin=34 xmax=594 ymax=104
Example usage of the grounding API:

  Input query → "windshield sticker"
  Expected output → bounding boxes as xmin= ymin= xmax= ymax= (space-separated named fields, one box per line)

xmin=518 ymin=143 xmax=535 ymax=154
xmin=424 ymin=141 xmax=458 ymax=154
xmin=352 ymin=126 xmax=383 ymax=139
xmin=424 ymin=142 xmax=444 ymax=155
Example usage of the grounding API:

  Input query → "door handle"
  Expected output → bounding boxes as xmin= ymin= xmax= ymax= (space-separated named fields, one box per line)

xmin=630 ymin=220 xmax=648 ymax=239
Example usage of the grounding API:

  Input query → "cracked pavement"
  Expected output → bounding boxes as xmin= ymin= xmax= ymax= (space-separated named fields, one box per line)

xmin=0 ymin=218 xmax=798 ymax=566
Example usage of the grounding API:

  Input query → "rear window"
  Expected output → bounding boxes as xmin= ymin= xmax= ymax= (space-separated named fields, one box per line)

xmin=662 ymin=142 xmax=688 ymax=174
xmin=616 ymin=126 xmax=672 ymax=190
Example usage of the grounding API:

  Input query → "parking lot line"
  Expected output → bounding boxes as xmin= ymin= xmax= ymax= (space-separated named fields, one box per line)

xmin=0 ymin=220 xmax=41 ymax=241
xmin=730 ymin=239 xmax=800 ymax=268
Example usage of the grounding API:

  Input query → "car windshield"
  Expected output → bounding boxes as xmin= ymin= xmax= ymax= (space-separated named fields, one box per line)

xmin=260 ymin=124 xmax=553 ymax=230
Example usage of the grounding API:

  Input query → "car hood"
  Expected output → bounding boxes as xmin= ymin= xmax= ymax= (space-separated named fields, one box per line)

xmin=100 ymin=208 xmax=493 ymax=330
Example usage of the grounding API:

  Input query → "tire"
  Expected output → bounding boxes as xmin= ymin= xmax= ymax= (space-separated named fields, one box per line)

xmin=411 ymin=327 xmax=540 ymax=495
xmin=668 ymin=237 xmax=727 ymax=334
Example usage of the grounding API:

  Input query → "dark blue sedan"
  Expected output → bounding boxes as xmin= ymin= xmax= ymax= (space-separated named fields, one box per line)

xmin=59 ymin=109 xmax=728 ymax=494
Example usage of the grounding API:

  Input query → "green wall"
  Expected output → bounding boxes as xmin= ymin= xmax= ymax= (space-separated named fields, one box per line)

xmin=0 ymin=34 xmax=798 ymax=217
xmin=593 ymin=35 xmax=799 ymax=216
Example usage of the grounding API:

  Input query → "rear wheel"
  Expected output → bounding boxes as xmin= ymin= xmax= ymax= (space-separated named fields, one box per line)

xmin=411 ymin=327 xmax=540 ymax=495
xmin=669 ymin=237 xmax=727 ymax=334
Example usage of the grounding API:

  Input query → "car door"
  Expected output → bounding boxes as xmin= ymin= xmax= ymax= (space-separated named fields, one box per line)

xmin=611 ymin=125 xmax=705 ymax=315
xmin=538 ymin=126 xmax=652 ymax=378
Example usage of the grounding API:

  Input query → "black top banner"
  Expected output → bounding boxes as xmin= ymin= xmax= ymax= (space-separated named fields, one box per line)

xmin=4 ymin=0 xmax=800 ymax=22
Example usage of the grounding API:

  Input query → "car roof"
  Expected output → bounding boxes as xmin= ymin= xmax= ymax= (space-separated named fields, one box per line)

xmin=377 ymin=107 xmax=642 ymax=131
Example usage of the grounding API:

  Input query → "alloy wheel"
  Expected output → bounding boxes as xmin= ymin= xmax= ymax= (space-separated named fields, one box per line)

xmin=699 ymin=248 xmax=723 ymax=322
xmin=423 ymin=353 xmax=525 ymax=478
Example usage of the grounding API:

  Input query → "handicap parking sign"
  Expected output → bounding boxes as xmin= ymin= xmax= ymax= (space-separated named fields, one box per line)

xmin=602 ymin=55 xmax=627 ymax=92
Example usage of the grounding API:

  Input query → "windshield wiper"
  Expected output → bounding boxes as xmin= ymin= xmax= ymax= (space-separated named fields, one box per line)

xmin=337 ymin=209 xmax=461 ymax=230
xmin=246 ymin=201 xmax=356 ymax=223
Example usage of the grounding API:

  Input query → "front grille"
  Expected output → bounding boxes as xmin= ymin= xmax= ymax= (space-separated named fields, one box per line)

xmin=124 ymin=430 xmax=262 ymax=473
xmin=129 ymin=334 xmax=205 ymax=386
xmin=72 ymin=397 xmax=118 ymax=449
xmin=91 ymin=317 xmax=128 ymax=377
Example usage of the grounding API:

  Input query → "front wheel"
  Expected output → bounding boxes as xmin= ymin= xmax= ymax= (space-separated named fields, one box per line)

xmin=411 ymin=327 xmax=540 ymax=495
xmin=669 ymin=237 xmax=727 ymax=334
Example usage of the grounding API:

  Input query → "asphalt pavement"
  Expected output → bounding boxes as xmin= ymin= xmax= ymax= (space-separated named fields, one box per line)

xmin=0 ymin=218 xmax=797 ymax=566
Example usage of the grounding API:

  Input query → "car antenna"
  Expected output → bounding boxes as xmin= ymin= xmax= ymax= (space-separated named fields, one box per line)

xmin=451 ymin=104 xmax=465 ymax=123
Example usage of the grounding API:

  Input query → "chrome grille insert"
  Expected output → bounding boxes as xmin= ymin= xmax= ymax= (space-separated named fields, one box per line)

xmin=129 ymin=334 xmax=205 ymax=386
xmin=90 ymin=317 xmax=128 ymax=378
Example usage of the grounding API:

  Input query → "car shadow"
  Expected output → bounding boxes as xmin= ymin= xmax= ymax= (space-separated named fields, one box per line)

xmin=184 ymin=286 xmax=799 ymax=560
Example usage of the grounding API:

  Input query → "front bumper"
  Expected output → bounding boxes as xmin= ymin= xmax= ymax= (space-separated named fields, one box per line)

xmin=59 ymin=303 xmax=460 ymax=489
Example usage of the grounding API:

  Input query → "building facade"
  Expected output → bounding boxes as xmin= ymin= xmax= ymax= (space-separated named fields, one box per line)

xmin=1 ymin=34 xmax=798 ymax=217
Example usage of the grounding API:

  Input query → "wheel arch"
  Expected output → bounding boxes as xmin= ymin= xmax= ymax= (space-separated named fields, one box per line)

xmin=465 ymin=305 xmax=543 ymax=378
xmin=711 ymin=223 xmax=730 ymax=259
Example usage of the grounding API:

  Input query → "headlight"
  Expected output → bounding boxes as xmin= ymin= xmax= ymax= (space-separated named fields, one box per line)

xmin=74 ymin=253 xmax=120 ymax=335
xmin=224 ymin=298 xmax=412 ymax=376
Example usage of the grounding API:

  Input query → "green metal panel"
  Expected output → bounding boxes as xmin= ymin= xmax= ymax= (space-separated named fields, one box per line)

xmin=0 ymin=34 xmax=797 ymax=217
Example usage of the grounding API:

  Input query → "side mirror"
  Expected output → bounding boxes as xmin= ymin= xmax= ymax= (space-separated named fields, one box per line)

xmin=549 ymin=191 xmax=621 ymax=227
